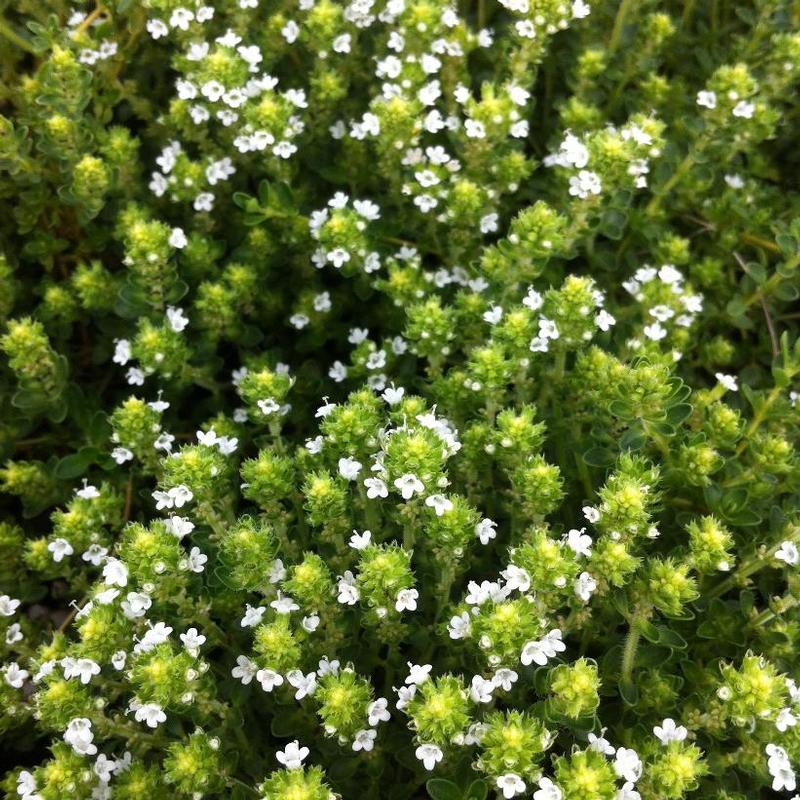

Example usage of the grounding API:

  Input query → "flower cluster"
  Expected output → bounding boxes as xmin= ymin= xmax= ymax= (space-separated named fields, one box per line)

xmin=1 ymin=2 xmax=800 ymax=800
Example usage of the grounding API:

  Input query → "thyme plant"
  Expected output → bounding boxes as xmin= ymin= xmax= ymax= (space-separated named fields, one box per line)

xmin=1 ymin=1 xmax=800 ymax=799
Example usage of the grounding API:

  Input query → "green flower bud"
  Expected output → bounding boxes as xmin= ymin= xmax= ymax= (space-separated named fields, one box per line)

xmin=476 ymin=710 xmax=552 ymax=781
xmin=407 ymin=674 xmax=471 ymax=746
xmin=315 ymin=667 xmax=374 ymax=740
xmin=548 ymin=658 xmax=600 ymax=719
xmin=164 ymin=731 xmax=224 ymax=794
xmin=258 ymin=766 xmax=339 ymax=800
xmin=253 ymin=616 xmax=300 ymax=673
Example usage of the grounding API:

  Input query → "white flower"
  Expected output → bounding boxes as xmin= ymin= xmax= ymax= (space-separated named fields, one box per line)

xmin=146 ymin=19 xmax=168 ymax=39
xmin=169 ymin=485 xmax=193 ymax=508
xmin=767 ymin=743 xmax=796 ymax=792
xmin=448 ymin=611 xmax=471 ymax=640
xmin=63 ymin=657 xmax=101 ymax=685
xmin=75 ymin=480 xmax=100 ymax=499
xmin=572 ymin=0 xmax=591 ymax=19
xmin=568 ymin=170 xmax=602 ymax=199
xmin=17 ymin=770 xmax=38 ymax=798
xmin=317 ymin=656 xmax=340 ymax=677
xmin=464 ymin=118 xmax=486 ymax=139
xmin=533 ymin=777 xmax=562 ymax=800
xmin=5 ymin=623 xmax=22 ymax=644
xmin=168 ymin=227 xmax=187 ymax=248
xmin=596 ymin=309 xmax=616 ymax=331
xmin=653 ymin=718 xmax=688 ymax=744
xmin=241 ymin=604 xmax=266 ymax=627
xmin=497 ymin=774 xmax=526 ymax=799
xmin=715 ymin=372 xmax=738 ymax=392
xmin=368 ymin=697 xmax=391 ymax=726
xmin=588 ymin=730 xmax=615 ymax=755
xmin=776 ymin=708 xmax=797 ymax=732
xmin=337 ymin=571 xmax=360 ymax=605
xmin=395 ymin=588 xmax=419 ymax=612
xmin=232 ymin=655 xmax=257 ymax=684
xmin=381 ymin=384 xmax=405 ymax=405
xmin=166 ymin=305 xmax=189 ymax=332
xmin=0 ymin=595 xmax=20 ymax=617
xmin=480 ymin=213 xmax=499 ymax=233
xmin=732 ymin=100 xmax=755 ymax=118
xmin=394 ymin=684 xmax=416 ymax=710
xmin=775 ymin=541 xmax=799 ymax=566
xmin=48 ymin=538 xmax=73 ymax=563
xmin=135 ymin=702 xmax=166 ymax=728
xmin=169 ymin=8 xmax=194 ymax=30
xmin=64 ymin=717 xmax=97 ymax=755
xmin=725 ymin=173 xmax=745 ymax=189
xmin=286 ymin=670 xmax=317 ymax=699
xmin=415 ymin=743 xmax=443 ymax=770
xmin=270 ymin=559 xmax=287 ymax=583
xmin=558 ymin=132 xmax=589 ymax=168
xmin=501 ymin=564 xmax=531 ymax=593
xmin=353 ymin=199 xmax=381 ymax=220
xmin=583 ymin=506 xmax=600 ymax=523
xmin=271 ymin=592 xmax=299 ymax=614
xmin=425 ymin=494 xmax=453 ymax=516
xmin=194 ymin=192 xmax=214 ymax=212
xmin=523 ymin=288 xmax=544 ymax=311
xmin=365 ymin=477 xmax=389 ymax=499
xmin=566 ymin=528 xmax=593 ymax=557
xmin=186 ymin=546 xmax=207 ymax=572
xmin=643 ymin=321 xmax=667 ymax=341
xmin=614 ymin=748 xmax=642 ymax=784
xmin=164 ymin=515 xmax=195 ymax=539
xmin=352 ymin=728 xmax=377 ymax=752
xmin=302 ymin=614 xmax=320 ymax=632
xmin=179 ymin=627 xmax=206 ymax=656
xmin=405 ymin=662 xmax=432 ymax=685
xmin=349 ymin=530 xmax=372 ymax=550
xmin=256 ymin=668 xmax=284 ymax=692
xmin=4 ymin=662 xmax=29 ymax=688
xmin=492 ymin=668 xmax=518 ymax=692
xmin=575 ymin=571 xmax=597 ymax=601
xmin=521 ymin=629 xmax=566 ymax=666
xmin=258 ymin=397 xmax=280 ymax=416
xmin=111 ymin=446 xmax=133 ymax=464
xmin=475 ymin=518 xmax=497 ymax=545
xmin=696 ymin=90 xmax=717 ymax=109
xmin=470 ymin=674 xmax=495 ymax=703
xmin=394 ymin=473 xmax=424 ymax=500
xmin=281 ymin=20 xmax=300 ymax=43
xmin=617 ymin=783 xmax=642 ymax=800
xmin=338 ymin=457 xmax=362 ymax=480
xmin=134 ymin=622 xmax=172 ymax=654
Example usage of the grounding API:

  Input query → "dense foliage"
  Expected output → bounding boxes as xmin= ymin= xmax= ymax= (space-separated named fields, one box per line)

xmin=1 ymin=1 xmax=800 ymax=799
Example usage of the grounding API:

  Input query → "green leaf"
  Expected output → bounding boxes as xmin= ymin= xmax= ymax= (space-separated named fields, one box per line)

xmin=55 ymin=447 xmax=101 ymax=479
xmin=583 ymin=447 xmax=615 ymax=467
xmin=232 ymin=192 xmax=254 ymax=210
xmin=655 ymin=625 xmax=688 ymax=650
xmin=666 ymin=403 xmax=692 ymax=425
xmin=464 ymin=780 xmax=488 ymax=800
xmin=426 ymin=779 xmax=462 ymax=800
xmin=619 ymin=679 xmax=639 ymax=706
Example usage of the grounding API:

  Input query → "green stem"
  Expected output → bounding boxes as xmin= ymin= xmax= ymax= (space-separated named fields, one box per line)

xmin=0 ymin=16 xmax=36 ymax=54
xmin=620 ymin=606 xmax=649 ymax=688
xmin=608 ymin=0 xmax=635 ymax=53
xmin=735 ymin=386 xmax=781 ymax=456
xmin=707 ymin=542 xmax=787 ymax=599
xmin=750 ymin=595 xmax=800 ymax=628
